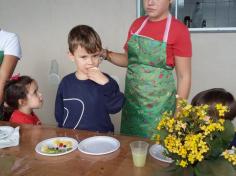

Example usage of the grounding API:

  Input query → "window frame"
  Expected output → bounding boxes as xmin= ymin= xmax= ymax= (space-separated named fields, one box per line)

xmin=136 ymin=0 xmax=236 ymax=32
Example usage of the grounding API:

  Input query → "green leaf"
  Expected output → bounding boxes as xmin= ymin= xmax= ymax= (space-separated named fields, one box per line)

xmin=159 ymin=129 xmax=168 ymax=140
xmin=206 ymin=120 xmax=235 ymax=158
xmin=207 ymin=134 xmax=225 ymax=158
xmin=194 ymin=158 xmax=235 ymax=176
xmin=221 ymin=120 xmax=235 ymax=143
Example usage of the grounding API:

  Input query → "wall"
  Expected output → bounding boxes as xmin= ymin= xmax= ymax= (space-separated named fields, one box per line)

xmin=1 ymin=0 xmax=236 ymax=133
xmin=190 ymin=32 xmax=236 ymax=99
xmin=0 ymin=0 xmax=135 ymax=133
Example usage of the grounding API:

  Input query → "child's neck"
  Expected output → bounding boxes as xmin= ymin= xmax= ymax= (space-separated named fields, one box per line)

xmin=18 ymin=107 xmax=33 ymax=115
xmin=75 ymin=71 xmax=88 ymax=80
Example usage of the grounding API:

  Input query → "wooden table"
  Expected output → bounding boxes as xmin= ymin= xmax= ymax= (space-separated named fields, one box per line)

xmin=0 ymin=121 xmax=169 ymax=176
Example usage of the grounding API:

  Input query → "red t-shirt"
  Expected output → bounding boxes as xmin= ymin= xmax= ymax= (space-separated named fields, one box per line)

xmin=10 ymin=110 xmax=41 ymax=125
xmin=124 ymin=16 xmax=192 ymax=67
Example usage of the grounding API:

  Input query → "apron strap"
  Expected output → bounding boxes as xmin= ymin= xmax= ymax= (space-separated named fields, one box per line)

xmin=163 ymin=14 xmax=172 ymax=43
xmin=135 ymin=17 xmax=149 ymax=35
xmin=135 ymin=14 xmax=172 ymax=43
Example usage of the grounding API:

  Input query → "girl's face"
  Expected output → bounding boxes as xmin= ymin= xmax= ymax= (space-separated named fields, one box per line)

xmin=69 ymin=45 xmax=101 ymax=79
xmin=24 ymin=81 xmax=43 ymax=109
xmin=143 ymin=0 xmax=172 ymax=21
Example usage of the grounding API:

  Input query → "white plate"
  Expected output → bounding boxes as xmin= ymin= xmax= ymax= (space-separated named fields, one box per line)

xmin=0 ymin=126 xmax=14 ymax=139
xmin=149 ymin=144 xmax=173 ymax=163
xmin=35 ymin=137 xmax=78 ymax=156
xmin=78 ymin=136 xmax=120 ymax=155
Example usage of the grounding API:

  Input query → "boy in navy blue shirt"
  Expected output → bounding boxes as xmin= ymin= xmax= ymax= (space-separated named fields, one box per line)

xmin=55 ymin=25 xmax=125 ymax=132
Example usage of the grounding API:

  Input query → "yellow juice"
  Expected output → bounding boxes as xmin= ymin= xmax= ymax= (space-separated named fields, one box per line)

xmin=132 ymin=150 xmax=147 ymax=167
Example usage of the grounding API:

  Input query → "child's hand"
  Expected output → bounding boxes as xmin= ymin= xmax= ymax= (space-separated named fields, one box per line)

xmin=87 ymin=67 xmax=109 ymax=85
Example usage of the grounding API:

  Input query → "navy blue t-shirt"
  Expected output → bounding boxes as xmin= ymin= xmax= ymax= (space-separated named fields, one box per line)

xmin=55 ymin=73 xmax=124 ymax=132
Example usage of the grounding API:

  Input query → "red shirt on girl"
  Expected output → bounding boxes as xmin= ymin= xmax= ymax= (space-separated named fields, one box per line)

xmin=10 ymin=110 xmax=41 ymax=125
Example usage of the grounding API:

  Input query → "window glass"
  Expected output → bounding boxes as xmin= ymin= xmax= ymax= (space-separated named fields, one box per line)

xmin=137 ymin=0 xmax=236 ymax=32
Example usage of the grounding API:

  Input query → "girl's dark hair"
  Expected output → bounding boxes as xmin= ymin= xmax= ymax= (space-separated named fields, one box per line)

xmin=191 ymin=88 xmax=236 ymax=120
xmin=3 ymin=76 xmax=34 ymax=121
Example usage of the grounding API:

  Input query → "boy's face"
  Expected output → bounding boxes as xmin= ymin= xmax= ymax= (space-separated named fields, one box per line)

xmin=69 ymin=45 xmax=102 ymax=77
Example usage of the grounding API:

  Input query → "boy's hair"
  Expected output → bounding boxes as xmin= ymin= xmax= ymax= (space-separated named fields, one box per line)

xmin=3 ymin=76 xmax=34 ymax=120
xmin=191 ymin=88 xmax=236 ymax=120
xmin=68 ymin=25 xmax=102 ymax=54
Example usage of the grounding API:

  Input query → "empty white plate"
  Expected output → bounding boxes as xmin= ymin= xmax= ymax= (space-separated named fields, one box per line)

xmin=78 ymin=136 xmax=120 ymax=155
xmin=0 ymin=126 xmax=14 ymax=139
xmin=149 ymin=144 xmax=173 ymax=163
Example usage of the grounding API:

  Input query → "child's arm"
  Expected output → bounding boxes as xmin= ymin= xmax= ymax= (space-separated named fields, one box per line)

xmin=100 ymin=75 xmax=125 ymax=114
xmin=55 ymin=83 xmax=64 ymax=127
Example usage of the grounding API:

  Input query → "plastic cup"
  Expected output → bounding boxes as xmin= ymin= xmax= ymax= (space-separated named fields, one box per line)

xmin=130 ymin=141 xmax=149 ymax=167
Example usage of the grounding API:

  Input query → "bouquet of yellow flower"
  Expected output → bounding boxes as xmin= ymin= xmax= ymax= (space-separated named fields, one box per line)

xmin=154 ymin=99 xmax=236 ymax=176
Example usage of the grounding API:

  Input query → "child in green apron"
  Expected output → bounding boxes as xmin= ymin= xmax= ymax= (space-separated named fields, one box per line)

xmin=101 ymin=0 xmax=192 ymax=137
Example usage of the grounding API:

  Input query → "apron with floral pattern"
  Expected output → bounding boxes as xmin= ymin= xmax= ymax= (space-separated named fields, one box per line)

xmin=0 ymin=50 xmax=3 ymax=64
xmin=120 ymin=15 xmax=176 ymax=137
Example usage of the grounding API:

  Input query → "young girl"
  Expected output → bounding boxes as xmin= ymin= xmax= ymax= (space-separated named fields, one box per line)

xmin=3 ymin=75 xmax=43 ymax=125
xmin=191 ymin=88 xmax=236 ymax=147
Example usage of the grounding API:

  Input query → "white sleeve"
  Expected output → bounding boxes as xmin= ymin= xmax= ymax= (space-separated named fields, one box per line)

xmin=4 ymin=33 xmax=22 ymax=59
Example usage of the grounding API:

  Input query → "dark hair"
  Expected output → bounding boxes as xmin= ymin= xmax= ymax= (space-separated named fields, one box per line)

xmin=3 ymin=76 xmax=34 ymax=120
xmin=68 ymin=25 xmax=102 ymax=54
xmin=191 ymin=88 xmax=236 ymax=120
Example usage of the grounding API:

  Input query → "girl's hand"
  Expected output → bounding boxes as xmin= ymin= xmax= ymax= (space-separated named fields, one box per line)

xmin=87 ymin=67 xmax=109 ymax=85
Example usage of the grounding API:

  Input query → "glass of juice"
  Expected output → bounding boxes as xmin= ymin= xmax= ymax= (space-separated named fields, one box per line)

xmin=130 ymin=141 xmax=149 ymax=167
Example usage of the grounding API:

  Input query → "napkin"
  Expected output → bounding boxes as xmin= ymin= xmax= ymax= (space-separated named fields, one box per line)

xmin=0 ymin=127 xmax=20 ymax=149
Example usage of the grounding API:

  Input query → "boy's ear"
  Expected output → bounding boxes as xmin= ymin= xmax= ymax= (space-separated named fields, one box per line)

xmin=68 ymin=51 xmax=75 ymax=62
xmin=98 ymin=58 xmax=102 ymax=64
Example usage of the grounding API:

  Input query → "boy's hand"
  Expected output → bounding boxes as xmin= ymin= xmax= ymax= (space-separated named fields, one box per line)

xmin=87 ymin=67 xmax=109 ymax=85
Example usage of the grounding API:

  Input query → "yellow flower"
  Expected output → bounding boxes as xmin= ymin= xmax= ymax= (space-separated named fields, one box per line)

xmin=203 ymin=116 xmax=211 ymax=122
xmin=154 ymin=99 xmax=234 ymax=170
xmin=223 ymin=148 xmax=236 ymax=165
xmin=215 ymin=103 xmax=229 ymax=117
xmin=156 ymin=135 xmax=161 ymax=144
xmin=179 ymin=160 xmax=188 ymax=167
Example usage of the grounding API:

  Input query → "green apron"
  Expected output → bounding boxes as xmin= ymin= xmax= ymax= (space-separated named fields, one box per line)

xmin=120 ymin=15 xmax=176 ymax=138
xmin=0 ymin=50 xmax=3 ymax=64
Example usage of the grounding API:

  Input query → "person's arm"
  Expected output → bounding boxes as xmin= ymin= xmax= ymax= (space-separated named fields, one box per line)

xmin=0 ymin=55 xmax=18 ymax=104
xmin=175 ymin=56 xmax=191 ymax=99
xmin=103 ymin=18 xmax=141 ymax=67
xmin=100 ymin=76 xmax=125 ymax=114
xmin=102 ymin=49 xmax=128 ymax=67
